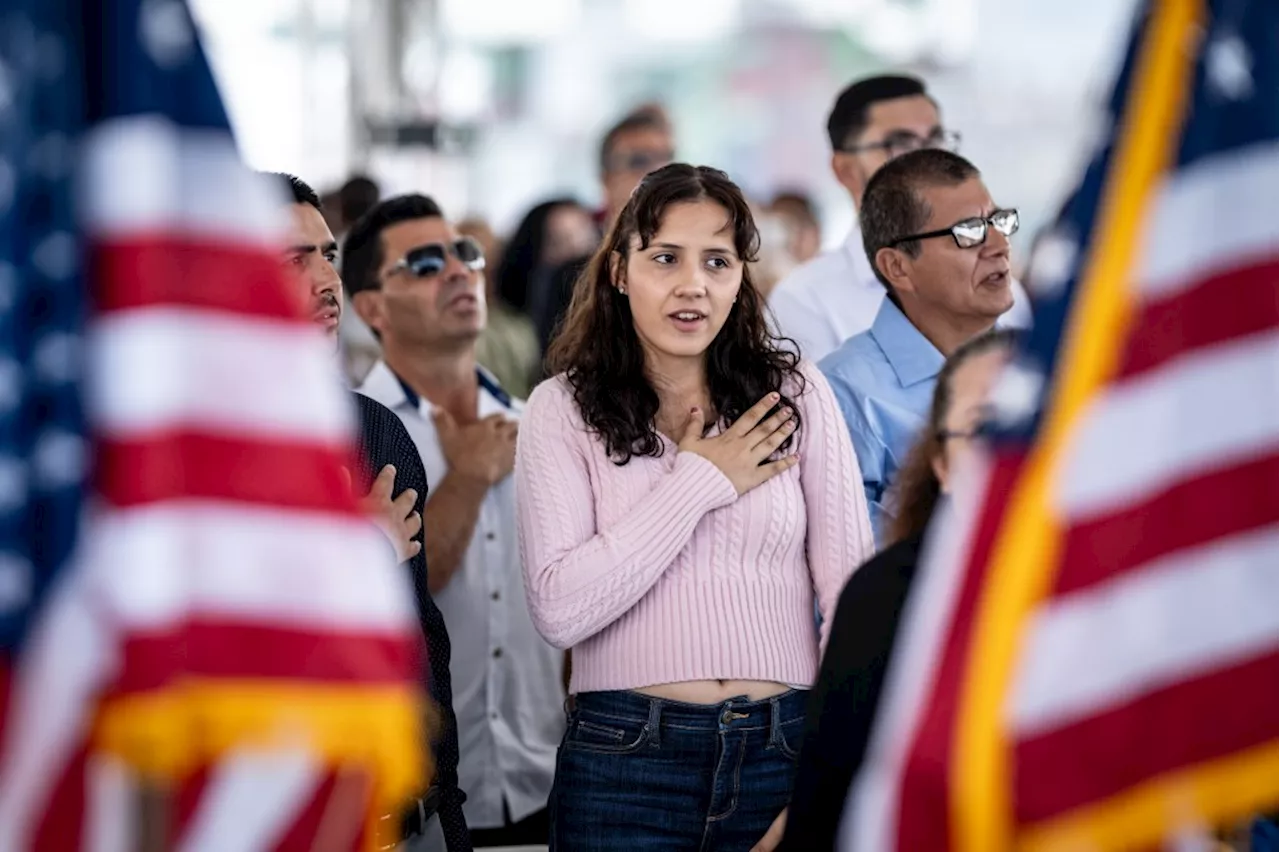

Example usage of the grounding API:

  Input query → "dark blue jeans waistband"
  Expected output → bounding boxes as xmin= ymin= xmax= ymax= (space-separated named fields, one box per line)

xmin=568 ymin=688 xmax=807 ymax=732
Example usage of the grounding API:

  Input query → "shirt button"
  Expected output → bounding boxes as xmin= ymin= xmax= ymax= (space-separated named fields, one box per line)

xmin=492 ymin=647 xmax=503 ymax=659
xmin=490 ymin=711 xmax=498 ymax=720
xmin=491 ymin=590 xmax=500 ymax=601
xmin=485 ymin=531 xmax=496 ymax=541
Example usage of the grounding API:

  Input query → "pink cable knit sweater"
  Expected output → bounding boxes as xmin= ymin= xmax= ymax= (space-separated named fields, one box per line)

xmin=515 ymin=361 xmax=875 ymax=694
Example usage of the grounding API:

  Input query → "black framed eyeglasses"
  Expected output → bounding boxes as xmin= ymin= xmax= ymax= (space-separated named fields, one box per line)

xmin=840 ymin=128 xmax=961 ymax=158
xmin=387 ymin=237 xmax=486 ymax=279
xmin=892 ymin=209 xmax=1020 ymax=250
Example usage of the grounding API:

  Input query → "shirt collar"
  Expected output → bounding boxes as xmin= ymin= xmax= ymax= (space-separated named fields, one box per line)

xmin=359 ymin=360 xmax=408 ymax=409
xmin=360 ymin=359 xmax=514 ymax=413
xmin=869 ymin=297 xmax=946 ymax=389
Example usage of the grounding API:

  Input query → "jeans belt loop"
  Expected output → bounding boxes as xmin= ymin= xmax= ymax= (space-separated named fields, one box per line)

xmin=645 ymin=695 xmax=663 ymax=749
xmin=768 ymin=694 xmax=783 ymax=744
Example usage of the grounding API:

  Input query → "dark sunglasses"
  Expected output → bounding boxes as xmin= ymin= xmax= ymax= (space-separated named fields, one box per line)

xmin=387 ymin=237 xmax=486 ymax=278
xmin=891 ymin=208 xmax=1020 ymax=250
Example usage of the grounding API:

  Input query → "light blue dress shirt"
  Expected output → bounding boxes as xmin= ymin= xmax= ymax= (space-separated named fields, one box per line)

xmin=819 ymin=297 xmax=945 ymax=543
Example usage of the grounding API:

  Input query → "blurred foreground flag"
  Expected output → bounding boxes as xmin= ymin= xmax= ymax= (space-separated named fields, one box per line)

xmin=0 ymin=0 xmax=424 ymax=849
xmin=842 ymin=0 xmax=1277 ymax=849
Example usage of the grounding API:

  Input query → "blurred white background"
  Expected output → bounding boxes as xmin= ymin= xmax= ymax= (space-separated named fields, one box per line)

xmin=190 ymin=0 xmax=1140 ymax=247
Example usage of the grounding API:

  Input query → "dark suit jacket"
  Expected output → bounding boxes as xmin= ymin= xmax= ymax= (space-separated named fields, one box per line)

xmin=351 ymin=392 xmax=471 ymax=851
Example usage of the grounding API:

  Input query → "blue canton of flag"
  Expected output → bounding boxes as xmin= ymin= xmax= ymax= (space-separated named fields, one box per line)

xmin=989 ymin=0 xmax=1278 ymax=443
xmin=0 ymin=1 xmax=89 ymax=667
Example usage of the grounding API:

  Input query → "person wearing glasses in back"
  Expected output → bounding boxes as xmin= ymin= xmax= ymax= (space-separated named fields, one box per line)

xmin=344 ymin=196 xmax=565 ymax=849
xmin=818 ymin=149 xmax=1020 ymax=543
xmin=534 ymin=108 xmax=677 ymax=354
xmin=768 ymin=74 xmax=1030 ymax=364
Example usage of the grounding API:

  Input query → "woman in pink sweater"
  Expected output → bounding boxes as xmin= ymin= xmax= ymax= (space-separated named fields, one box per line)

xmin=515 ymin=164 xmax=874 ymax=851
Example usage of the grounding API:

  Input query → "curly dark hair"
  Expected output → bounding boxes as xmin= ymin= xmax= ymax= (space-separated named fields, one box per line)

xmin=547 ymin=163 xmax=804 ymax=464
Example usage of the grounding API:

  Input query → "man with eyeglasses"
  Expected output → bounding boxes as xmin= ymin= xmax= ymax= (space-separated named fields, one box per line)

xmin=768 ymin=74 xmax=1030 ymax=363
xmin=598 ymin=105 xmax=675 ymax=229
xmin=818 ymin=149 xmax=1019 ymax=543
xmin=344 ymin=195 xmax=564 ymax=849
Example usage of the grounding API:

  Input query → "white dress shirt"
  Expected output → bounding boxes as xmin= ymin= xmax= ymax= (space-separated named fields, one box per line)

xmin=768 ymin=226 xmax=1034 ymax=363
xmin=358 ymin=360 xmax=564 ymax=830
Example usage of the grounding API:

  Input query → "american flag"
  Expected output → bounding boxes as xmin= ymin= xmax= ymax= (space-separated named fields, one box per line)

xmin=0 ymin=0 xmax=425 ymax=848
xmin=842 ymin=0 xmax=1277 ymax=849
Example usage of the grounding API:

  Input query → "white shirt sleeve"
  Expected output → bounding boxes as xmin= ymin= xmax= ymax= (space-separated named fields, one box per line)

xmin=769 ymin=284 xmax=836 ymax=362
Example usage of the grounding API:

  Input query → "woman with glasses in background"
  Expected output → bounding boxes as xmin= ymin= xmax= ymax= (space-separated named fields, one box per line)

xmin=515 ymin=163 xmax=874 ymax=851
xmin=779 ymin=329 xmax=1017 ymax=852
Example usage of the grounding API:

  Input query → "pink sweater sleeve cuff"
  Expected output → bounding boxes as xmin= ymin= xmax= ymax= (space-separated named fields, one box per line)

xmin=673 ymin=451 xmax=740 ymax=513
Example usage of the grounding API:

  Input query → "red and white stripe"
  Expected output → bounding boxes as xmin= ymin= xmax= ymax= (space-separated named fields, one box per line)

xmin=0 ymin=115 xmax=417 ymax=850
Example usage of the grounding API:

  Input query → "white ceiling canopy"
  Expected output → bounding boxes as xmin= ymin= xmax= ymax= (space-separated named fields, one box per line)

xmin=442 ymin=0 xmax=582 ymax=45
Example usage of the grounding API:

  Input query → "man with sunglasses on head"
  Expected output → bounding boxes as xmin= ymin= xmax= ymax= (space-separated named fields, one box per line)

xmin=768 ymin=74 xmax=1030 ymax=363
xmin=264 ymin=173 xmax=471 ymax=851
xmin=345 ymin=195 xmax=564 ymax=849
xmin=818 ymin=149 xmax=1020 ymax=543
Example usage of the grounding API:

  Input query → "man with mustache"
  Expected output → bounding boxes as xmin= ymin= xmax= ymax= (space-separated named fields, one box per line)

xmin=345 ymin=195 xmax=563 ymax=849
xmin=269 ymin=173 xmax=471 ymax=851
xmin=818 ymin=150 xmax=1018 ymax=543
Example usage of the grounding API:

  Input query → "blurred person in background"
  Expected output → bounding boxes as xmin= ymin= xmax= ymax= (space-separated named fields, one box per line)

xmin=496 ymin=198 xmax=598 ymax=315
xmin=769 ymin=74 xmax=1030 ymax=363
xmin=820 ymin=150 xmax=1017 ymax=543
xmin=330 ymin=175 xmax=387 ymax=384
xmin=781 ymin=330 xmax=1016 ymax=852
xmin=319 ymin=174 xmax=381 ymax=242
xmin=626 ymin=101 xmax=673 ymax=133
xmin=537 ymin=109 xmax=677 ymax=353
xmin=266 ymin=172 xmax=470 ymax=851
xmin=338 ymin=174 xmax=382 ymax=238
xmin=460 ymin=215 xmax=542 ymax=399
xmin=516 ymin=164 xmax=873 ymax=851
xmin=768 ymin=191 xmax=822 ymax=266
xmin=598 ymin=107 xmax=677 ymax=231
xmin=321 ymin=187 xmax=344 ymax=236
xmin=751 ymin=204 xmax=797 ymax=300
xmin=494 ymin=198 xmax=598 ymax=388
xmin=344 ymin=195 xmax=564 ymax=849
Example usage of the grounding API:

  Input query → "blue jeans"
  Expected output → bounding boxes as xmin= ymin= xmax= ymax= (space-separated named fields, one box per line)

xmin=549 ymin=689 xmax=807 ymax=851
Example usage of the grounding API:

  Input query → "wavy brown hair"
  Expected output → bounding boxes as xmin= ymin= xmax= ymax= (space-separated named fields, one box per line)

xmin=887 ymin=329 xmax=1017 ymax=544
xmin=547 ymin=163 xmax=804 ymax=464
